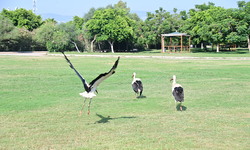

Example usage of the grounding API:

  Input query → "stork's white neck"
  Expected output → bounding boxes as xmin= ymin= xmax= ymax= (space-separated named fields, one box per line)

xmin=133 ymin=73 xmax=136 ymax=80
xmin=173 ymin=79 xmax=176 ymax=84
xmin=172 ymin=75 xmax=176 ymax=84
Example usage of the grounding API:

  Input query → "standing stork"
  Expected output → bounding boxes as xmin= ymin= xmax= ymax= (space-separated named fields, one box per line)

xmin=61 ymin=52 xmax=120 ymax=116
xmin=132 ymin=72 xmax=143 ymax=98
xmin=170 ymin=75 xmax=184 ymax=111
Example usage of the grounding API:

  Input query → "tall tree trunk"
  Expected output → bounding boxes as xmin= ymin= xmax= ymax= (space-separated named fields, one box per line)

xmin=111 ymin=44 xmax=114 ymax=53
xmin=248 ymin=35 xmax=250 ymax=53
xmin=108 ymin=40 xmax=114 ymax=53
xmin=98 ymin=41 xmax=101 ymax=50
xmin=145 ymin=42 xmax=149 ymax=50
xmin=140 ymin=35 xmax=149 ymax=50
xmin=71 ymin=41 xmax=80 ymax=53
xmin=204 ymin=42 xmax=207 ymax=51
xmin=217 ymin=44 xmax=219 ymax=52
xmin=83 ymin=35 xmax=90 ymax=52
xmin=91 ymin=35 xmax=97 ymax=52
xmin=201 ymin=43 xmax=203 ymax=49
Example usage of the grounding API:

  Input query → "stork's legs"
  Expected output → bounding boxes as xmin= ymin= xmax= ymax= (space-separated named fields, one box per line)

xmin=134 ymin=93 xmax=136 ymax=98
xmin=88 ymin=98 xmax=92 ymax=115
xmin=175 ymin=102 xmax=182 ymax=112
xmin=79 ymin=98 xmax=87 ymax=116
xmin=175 ymin=101 xmax=176 ymax=112
xmin=78 ymin=98 xmax=93 ymax=116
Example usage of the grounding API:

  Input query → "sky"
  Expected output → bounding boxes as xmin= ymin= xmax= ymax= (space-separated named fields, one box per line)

xmin=0 ymin=0 xmax=243 ymax=21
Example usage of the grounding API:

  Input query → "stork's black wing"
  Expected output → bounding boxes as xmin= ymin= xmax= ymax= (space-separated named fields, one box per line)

xmin=61 ymin=52 xmax=90 ymax=92
xmin=132 ymin=80 xmax=143 ymax=96
xmin=132 ymin=81 xmax=139 ymax=93
xmin=173 ymin=87 xmax=184 ymax=102
xmin=89 ymin=57 xmax=120 ymax=89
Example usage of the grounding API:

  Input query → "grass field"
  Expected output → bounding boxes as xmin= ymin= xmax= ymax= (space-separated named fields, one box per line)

xmin=0 ymin=53 xmax=249 ymax=149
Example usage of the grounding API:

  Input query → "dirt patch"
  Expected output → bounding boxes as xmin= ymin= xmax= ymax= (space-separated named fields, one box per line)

xmin=0 ymin=51 xmax=48 ymax=56
xmin=1 ymin=51 xmax=250 ymax=60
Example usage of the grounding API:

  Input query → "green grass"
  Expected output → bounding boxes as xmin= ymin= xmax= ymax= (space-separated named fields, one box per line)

xmin=0 ymin=55 xmax=249 ymax=149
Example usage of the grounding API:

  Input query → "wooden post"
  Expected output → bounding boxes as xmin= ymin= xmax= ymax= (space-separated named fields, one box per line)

xmin=189 ymin=36 xmax=191 ymax=53
xmin=161 ymin=35 xmax=164 ymax=53
xmin=181 ymin=35 xmax=183 ymax=53
xmin=229 ymin=41 xmax=231 ymax=51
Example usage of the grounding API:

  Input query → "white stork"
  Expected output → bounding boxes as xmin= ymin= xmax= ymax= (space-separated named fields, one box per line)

xmin=132 ymin=72 xmax=143 ymax=98
xmin=170 ymin=75 xmax=184 ymax=111
xmin=62 ymin=52 xmax=120 ymax=116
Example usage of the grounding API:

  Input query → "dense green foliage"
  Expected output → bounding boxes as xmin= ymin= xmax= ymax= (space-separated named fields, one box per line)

xmin=1 ymin=8 xmax=43 ymax=31
xmin=73 ymin=16 xmax=84 ymax=30
xmin=1 ymin=0 xmax=250 ymax=53
xmin=86 ymin=8 xmax=134 ymax=53
xmin=0 ymin=15 xmax=18 ymax=50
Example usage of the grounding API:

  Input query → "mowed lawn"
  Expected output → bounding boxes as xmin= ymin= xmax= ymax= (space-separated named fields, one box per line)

xmin=0 ymin=55 xmax=249 ymax=149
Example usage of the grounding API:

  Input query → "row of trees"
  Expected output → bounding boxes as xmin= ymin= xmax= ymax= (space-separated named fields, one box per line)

xmin=1 ymin=0 xmax=250 ymax=53
xmin=186 ymin=1 xmax=250 ymax=52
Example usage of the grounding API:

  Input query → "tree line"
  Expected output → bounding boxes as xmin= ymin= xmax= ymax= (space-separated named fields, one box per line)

xmin=1 ymin=0 xmax=250 ymax=53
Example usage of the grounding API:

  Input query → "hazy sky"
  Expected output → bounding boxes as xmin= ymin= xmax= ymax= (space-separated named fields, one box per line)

xmin=0 ymin=0 xmax=241 ymax=17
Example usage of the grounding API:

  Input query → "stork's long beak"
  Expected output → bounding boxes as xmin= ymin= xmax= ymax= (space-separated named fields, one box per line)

xmin=132 ymin=75 xmax=134 ymax=78
xmin=95 ymin=90 xmax=98 ymax=94
xmin=170 ymin=78 xmax=173 ymax=81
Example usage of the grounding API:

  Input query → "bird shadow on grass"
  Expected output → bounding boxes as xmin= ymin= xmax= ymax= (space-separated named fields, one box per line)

xmin=137 ymin=95 xmax=147 ymax=99
xmin=94 ymin=113 xmax=137 ymax=124
xmin=176 ymin=103 xmax=187 ymax=111
xmin=133 ymin=95 xmax=147 ymax=101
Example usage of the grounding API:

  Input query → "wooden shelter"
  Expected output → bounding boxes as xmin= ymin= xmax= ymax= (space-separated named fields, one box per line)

xmin=161 ymin=32 xmax=191 ymax=53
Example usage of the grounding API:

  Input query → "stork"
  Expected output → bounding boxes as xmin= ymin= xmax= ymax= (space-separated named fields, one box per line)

xmin=170 ymin=75 xmax=184 ymax=111
xmin=131 ymin=72 xmax=143 ymax=98
xmin=61 ymin=52 xmax=120 ymax=116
